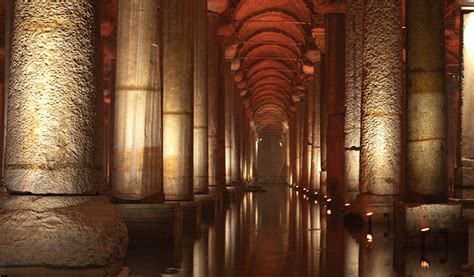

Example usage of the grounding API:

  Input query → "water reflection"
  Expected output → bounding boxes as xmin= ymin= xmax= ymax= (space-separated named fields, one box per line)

xmin=124 ymin=185 xmax=468 ymax=276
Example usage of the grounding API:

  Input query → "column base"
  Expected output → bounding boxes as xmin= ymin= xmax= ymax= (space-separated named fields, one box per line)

xmin=114 ymin=202 xmax=182 ymax=244
xmin=344 ymin=193 xmax=398 ymax=228
xmin=394 ymin=201 xmax=467 ymax=248
xmin=0 ymin=195 xmax=128 ymax=277
xmin=174 ymin=200 xmax=202 ymax=236
xmin=195 ymin=194 xmax=216 ymax=221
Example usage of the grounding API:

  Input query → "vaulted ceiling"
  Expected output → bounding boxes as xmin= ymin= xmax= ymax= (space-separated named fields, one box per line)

xmin=228 ymin=0 xmax=318 ymax=135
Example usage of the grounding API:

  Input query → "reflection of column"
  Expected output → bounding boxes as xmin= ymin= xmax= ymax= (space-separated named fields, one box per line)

xmin=194 ymin=0 xmax=209 ymax=194
xmin=344 ymin=0 xmax=363 ymax=202
xmin=162 ymin=0 xmax=195 ymax=201
xmin=112 ymin=0 xmax=163 ymax=202
xmin=406 ymin=0 xmax=446 ymax=202
xmin=360 ymin=0 xmax=402 ymax=199
xmin=325 ymin=12 xmax=346 ymax=204
xmin=194 ymin=224 xmax=209 ymax=277
xmin=310 ymin=61 xmax=322 ymax=192
xmin=2 ymin=0 xmax=127 ymax=273
xmin=208 ymin=12 xmax=219 ymax=188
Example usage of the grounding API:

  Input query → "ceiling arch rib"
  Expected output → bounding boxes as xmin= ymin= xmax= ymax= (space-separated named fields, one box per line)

xmin=232 ymin=0 xmax=314 ymax=135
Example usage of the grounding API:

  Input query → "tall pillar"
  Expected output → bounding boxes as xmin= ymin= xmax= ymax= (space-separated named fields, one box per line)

xmin=406 ymin=0 xmax=446 ymax=202
xmin=231 ymin=90 xmax=241 ymax=185
xmin=320 ymin=54 xmax=328 ymax=195
xmin=112 ymin=0 xmax=163 ymax=202
xmin=0 ymin=1 xmax=127 ymax=274
xmin=359 ymin=0 xmax=402 ymax=208
xmin=224 ymin=59 xmax=233 ymax=186
xmin=194 ymin=0 xmax=209 ymax=194
xmin=310 ymin=61 xmax=322 ymax=192
xmin=344 ymin=0 xmax=363 ymax=202
xmin=325 ymin=12 xmax=346 ymax=204
xmin=217 ymin=36 xmax=227 ymax=187
xmin=306 ymin=82 xmax=314 ymax=190
xmin=208 ymin=11 xmax=219 ymax=189
xmin=162 ymin=0 xmax=194 ymax=201
xmin=301 ymin=94 xmax=310 ymax=189
xmin=295 ymin=102 xmax=302 ymax=186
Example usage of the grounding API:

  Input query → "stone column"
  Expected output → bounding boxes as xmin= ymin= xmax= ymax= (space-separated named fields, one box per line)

xmin=0 ymin=1 xmax=127 ymax=274
xmin=224 ymin=60 xmax=233 ymax=186
xmin=306 ymin=82 xmax=314 ymax=190
xmin=295 ymin=102 xmax=302 ymax=186
xmin=301 ymin=94 xmax=310 ymax=189
xmin=325 ymin=12 xmax=346 ymax=204
xmin=359 ymin=0 xmax=402 ymax=207
xmin=162 ymin=0 xmax=194 ymax=201
xmin=231 ymin=89 xmax=241 ymax=186
xmin=290 ymin=114 xmax=297 ymax=186
xmin=217 ymin=36 xmax=227 ymax=187
xmin=344 ymin=0 xmax=363 ymax=202
xmin=320 ymin=54 xmax=328 ymax=195
xmin=310 ymin=61 xmax=322 ymax=192
xmin=208 ymin=11 xmax=219 ymax=189
xmin=112 ymin=0 xmax=163 ymax=202
xmin=406 ymin=0 xmax=446 ymax=202
xmin=194 ymin=0 xmax=209 ymax=194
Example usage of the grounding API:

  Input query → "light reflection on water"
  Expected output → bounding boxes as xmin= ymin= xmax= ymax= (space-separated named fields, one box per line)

xmin=124 ymin=185 xmax=468 ymax=276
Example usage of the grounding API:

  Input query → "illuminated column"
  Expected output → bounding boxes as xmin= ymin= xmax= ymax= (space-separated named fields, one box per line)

xmin=224 ymin=60 xmax=233 ymax=186
xmin=461 ymin=10 xmax=474 ymax=196
xmin=231 ymin=90 xmax=241 ymax=185
xmin=194 ymin=0 xmax=209 ymax=194
xmin=406 ymin=0 xmax=446 ymax=202
xmin=310 ymin=61 xmax=322 ymax=192
xmin=162 ymin=0 xmax=194 ymax=201
xmin=344 ymin=0 xmax=363 ymax=202
xmin=306 ymin=82 xmax=314 ymax=189
xmin=217 ymin=36 xmax=227 ymax=187
xmin=320 ymin=54 xmax=328 ymax=194
xmin=208 ymin=11 xmax=219 ymax=188
xmin=112 ymin=0 xmax=163 ymax=202
xmin=325 ymin=11 xmax=346 ymax=204
xmin=290 ymin=114 xmax=297 ymax=185
xmin=295 ymin=102 xmax=302 ymax=186
xmin=1 ymin=0 xmax=127 ymax=274
xmin=359 ymin=0 xmax=402 ymax=201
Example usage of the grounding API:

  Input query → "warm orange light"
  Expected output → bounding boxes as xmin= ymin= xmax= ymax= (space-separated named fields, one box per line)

xmin=366 ymin=234 xmax=373 ymax=242
xmin=314 ymin=200 xmax=318 ymax=204
xmin=323 ymin=195 xmax=327 ymax=198
xmin=345 ymin=203 xmax=351 ymax=207
xmin=327 ymin=209 xmax=332 ymax=215
xmin=420 ymin=260 xmax=430 ymax=269
xmin=421 ymin=227 xmax=430 ymax=232
xmin=366 ymin=212 xmax=374 ymax=217
xmin=327 ymin=198 xmax=332 ymax=202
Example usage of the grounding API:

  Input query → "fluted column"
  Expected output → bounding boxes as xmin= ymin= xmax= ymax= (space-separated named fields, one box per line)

xmin=310 ymin=61 xmax=322 ymax=192
xmin=359 ymin=0 xmax=402 ymax=199
xmin=325 ymin=12 xmax=346 ymax=204
xmin=162 ymin=0 xmax=194 ymax=201
xmin=208 ymin=11 xmax=219 ymax=188
xmin=194 ymin=0 xmax=209 ymax=194
xmin=406 ymin=0 xmax=446 ymax=202
xmin=344 ymin=0 xmax=363 ymax=202
xmin=112 ymin=0 xmax=163 ymax=202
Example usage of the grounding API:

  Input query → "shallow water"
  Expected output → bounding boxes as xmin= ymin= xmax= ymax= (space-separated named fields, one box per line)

xmin=125 ymin=185 xmax=469 ymax=276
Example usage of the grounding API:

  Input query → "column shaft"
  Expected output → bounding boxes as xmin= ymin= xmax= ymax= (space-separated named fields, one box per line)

xmin=194 ymin=0 xmax=209 ymax=194
xmin=208 ymin=11 xmax=219 ymax=188
xmin=320 ymin=54 xmax=328 ymax=194
xmin=295 ymin=103 xmax=302 ymax=185
xmin=162 ymin=0 xmax=194 ymax=201
xmin=224 ymin=60 xmax=233 ymax=186
xmin=306 ymin=81 xmax=314 ymax=189
xmin=360 ymin=0 xmax=402 ymax=196
xmin=406 ymin=0 xmax=446 ymax=202
xmin=311 ymin=61 xmax=322 ymax=192
xmin=5 ymin=0 xmax=101 ymax=194
xmin=112 ymin=0 xmax=163 ymax=202
xmin=325 ymin=13 xmax=346 ymax=204
xmin=344 ymin=0 xmax=363 ymax=201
